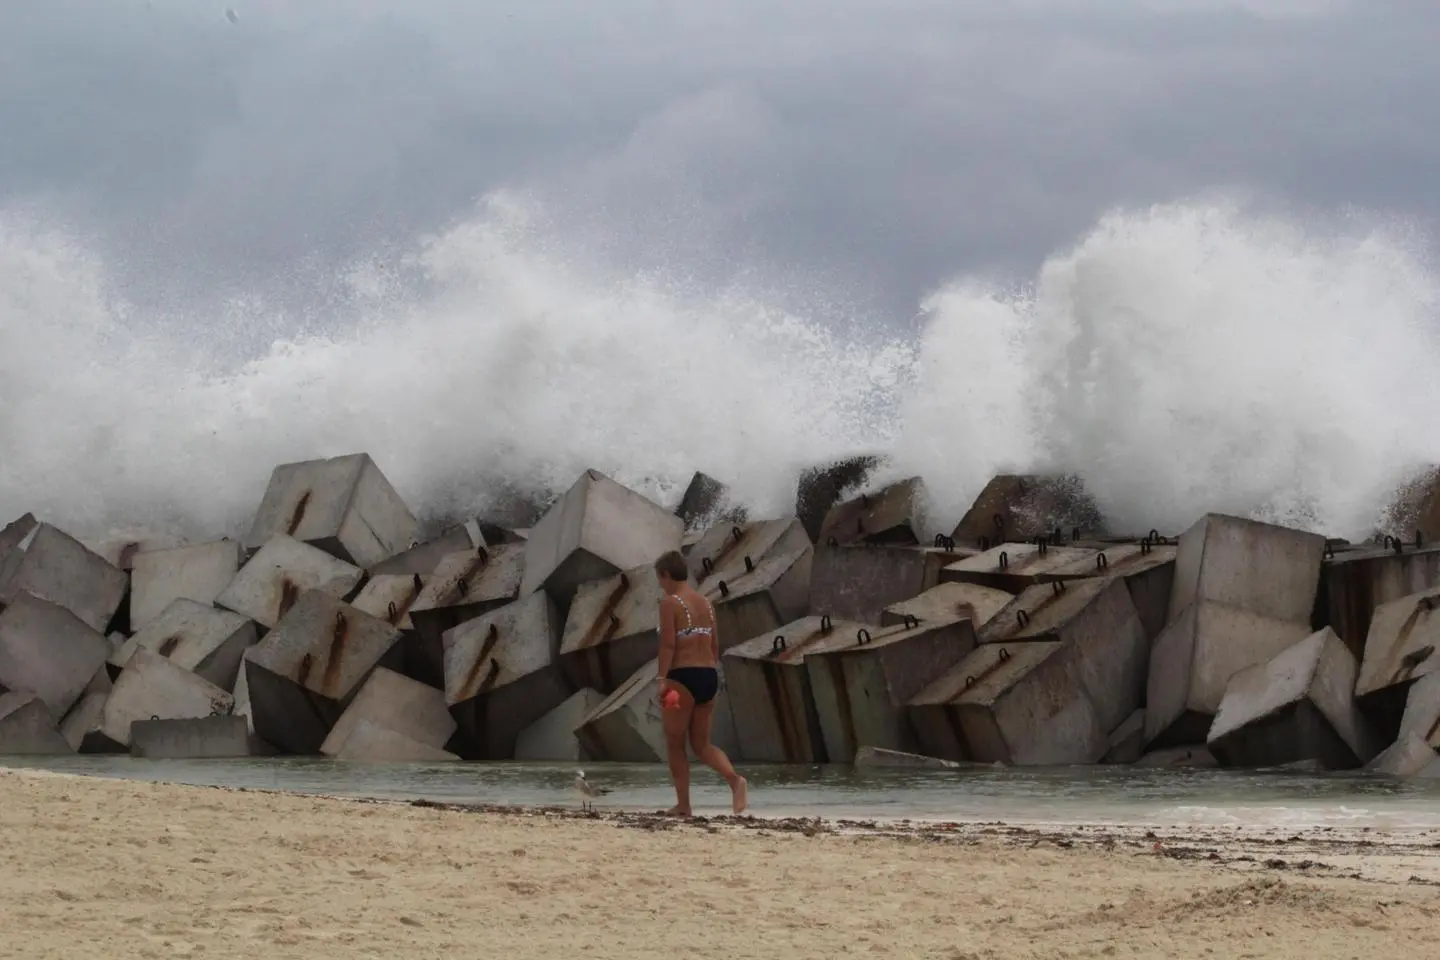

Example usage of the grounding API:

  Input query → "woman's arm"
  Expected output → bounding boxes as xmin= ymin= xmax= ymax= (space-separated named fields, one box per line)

xmin=657 ymin=596 xmax=677 ymax=680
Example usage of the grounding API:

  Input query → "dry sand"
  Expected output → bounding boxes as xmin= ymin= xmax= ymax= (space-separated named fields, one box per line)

xmin=4 ymin=768 xmax=1440 ymax=959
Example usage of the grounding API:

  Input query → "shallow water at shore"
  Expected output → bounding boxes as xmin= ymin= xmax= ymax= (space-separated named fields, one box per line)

xmin=6 ymin=755 xmax=1440 ymax=829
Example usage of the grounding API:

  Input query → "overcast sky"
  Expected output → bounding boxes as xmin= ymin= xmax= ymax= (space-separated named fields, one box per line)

xmin=3 ymin=0 xmax=1437 ymax=324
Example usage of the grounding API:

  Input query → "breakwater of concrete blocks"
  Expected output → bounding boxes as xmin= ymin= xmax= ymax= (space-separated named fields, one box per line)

xmin=7 ymin=452 xmax=1440 ymax=779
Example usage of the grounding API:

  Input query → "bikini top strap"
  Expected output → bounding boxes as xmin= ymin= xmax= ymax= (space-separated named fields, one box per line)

xmin=674 ymin=592 xmax=694 ymax=629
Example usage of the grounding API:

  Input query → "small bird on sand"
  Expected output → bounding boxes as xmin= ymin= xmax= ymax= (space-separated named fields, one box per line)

xmin=574 ymin=770 xmax=610 ymax=813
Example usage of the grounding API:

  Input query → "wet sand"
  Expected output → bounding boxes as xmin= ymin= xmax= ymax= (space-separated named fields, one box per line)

xmin=3 ymin=767 xmax=1439 ymax=959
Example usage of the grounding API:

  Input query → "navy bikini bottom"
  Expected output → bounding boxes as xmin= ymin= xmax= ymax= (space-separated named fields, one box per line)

xmin=667 ymin=666 xmax=719 ymax=706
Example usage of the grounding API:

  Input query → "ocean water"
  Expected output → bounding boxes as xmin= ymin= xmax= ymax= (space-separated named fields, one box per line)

xmin=7 ymin=755 xmax=1440 ymax=830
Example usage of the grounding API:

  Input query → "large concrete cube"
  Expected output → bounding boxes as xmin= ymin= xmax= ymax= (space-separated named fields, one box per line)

xmin=574 ymin=657 xmax=739 ymax=762
xmin=1356 ymin=588 xmax=1440 ymax=705
xmin=319 ymin=666 xmax=456 ymax=757
xmin=1318 ymin=542 xmax=1440 ymax=659
xmin=244 ymin=452 xmax=418 ymax=568
xmin=244 ymin=590 xmax=403 ymax=754
xmin=0 ymin=523 xmax=128 ymax=633
xmin=950 ymin=474 xmax=1105 ymax=547
xmin=215 ymin=534 xmax=364 ymax=629
xmin=369 ymin=520 xmax=482 ymax=576
xmin=700 ymin=547 xmax=813 ymax=650
xmin=1167 ymin=513 xmax=1326 ymax=625
xmin=1034 ymin=540 xmax=1177 ymax=643
xmin=558 ymin=562 xmax=666 ymax=695
xmin=520 ymin=469 xmax=683 ymax=607
xmin=1366 ymin=732 xmax=1437 ymax=776
xmin=0 ymin=513 xmax=38 ymax=570
xmin=0 ymin=691 xmax=72 ymax=755
xmin=941 ymin=542 xmax=1098 ymax=594
xmin=407 ymin=544 xmax=526 ymax=687
xmin=807 ymin=616 xmax=976 ymax=762
xmin=811 ymin=542 xmax=976 ymax=626
xmin=675 ymin=472 xmax=744 ymax=531
xmin=722 ymin=615 xmax=866 ymax=762
xmin=129 ymin=540 xmax=244 ymax=631
xmin=881 ymin=582 xmax=1013 ymax=630
xmin=78 ymin=536 xmax=183 ymax=572
xmin=1397 ymin=671 xmax=1440 ymax=748
xmin=112 ymin=599 xmax=257 ymax=691
xmin=442 ymin=591 xmax=568 ymax=759
xmin=101 ymin=649 xmax=234 ymax=748
xmin=514 ymin=688 xmax=606 ymax=761
xmin=349 ymin=573 xmax=429 ymax=631
xmin=130 ymin=715 xmax=251 ymax=759
xmin=331 ymin=720 xmax=459 ymax=762
xmin=795 ymin=454 xmax=887 ymax=542
xmin=817 ymin=476 xmax=927 ymax=547
xmin=0 ymin=592 xmax=111 ymax=717
xmin=686 ymin=517 xmax=810 ymax=585
xmin=1207 ymin=628 xmax=1380 ymax=769
xmin=59 ymin=667 xmax=118 ymax=753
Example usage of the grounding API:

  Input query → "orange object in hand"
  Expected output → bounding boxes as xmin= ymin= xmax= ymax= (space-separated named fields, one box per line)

xmin=662 ymin=689 xmax=681 ymax=709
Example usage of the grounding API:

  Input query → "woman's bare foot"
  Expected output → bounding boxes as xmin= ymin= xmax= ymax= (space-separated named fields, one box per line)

xmin=665 ymin=804 xmax=692 ymax=817
xmin=730 ymin=776 xmax=748 ymax=814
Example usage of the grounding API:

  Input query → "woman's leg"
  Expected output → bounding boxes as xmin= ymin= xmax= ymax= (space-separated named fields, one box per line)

xmin=688 ymin=702 xmax=748 ymax=814
xmin=662 ymin=682 xmax=694 ymax=816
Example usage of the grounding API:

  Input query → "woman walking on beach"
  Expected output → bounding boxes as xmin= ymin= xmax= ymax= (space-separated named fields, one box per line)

xmin=653 ymin=550 xmax=748 ymax=816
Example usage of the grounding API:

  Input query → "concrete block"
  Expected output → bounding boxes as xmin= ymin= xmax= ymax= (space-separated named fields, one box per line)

xmin=1135 ymin=745 xmax=1217 ymax=768
xmin=701 ymin=546 xmax=813 ymax=651
xmin=950 ymin=474 xmax=1105 ymax=547
xmin=331 ymin=719 xmax=460 ymax=762
xmin=520 ymin=469 xmax=683 ymax=607
xmin=0 ymin=523 xmax=128 ymax=633
xmin=443 ymin=590 xmax=568 ymax=759
xmin=0 ymin=513 xmax=38 ymax=570
xmin=407 ymin=543 xmax=526 ymax=687
xmin=59 ymin=667 xmax=119 ymax=753
xmin=0 ymin=691 xmax=72 ymax=755
xmin=575 ymin=657 xmax=740 ymax=762
xmin=558 ymin=562 xmax=665 ymax=694
xmin=78 ymin=535 xmax=184 ymax=572
xmin=1398 ymin=671 xmax=1440 ymax=748
xmin=101 ymin=649 xmax=234 ymax=748
xmin=675 ymin=472 xmax=744 ymax=531
xmin=350 ymin=573 xmax=428 ymax=631
xmin=1034 ymin=540 xmax=1177 ymax=643
xmin=319 ymin=666 xmax=455 ymax=757
xmin=1102 ymin=709 xmax=1146 ymax=764
xmin=795 ymin=454 xmax=886 ymax=542
xmin=514 ymin=687 xmax=606 ymax=761
xmin=882 ymin=582 xmax=1013 ymax=630
xmin=1145 ymin=601 xmax=1315 ymax=749
xmin=722 ymin=615 xmax=867 ymax=762
xmin=817 ymin=476 xmax=927 ymax=547
xmin=1366 ymin=732 xmax=1436 ymax=776
xmin=1168 ymin=513 xmax=1326 ymax=626
xmin=852 ymin=745 xmax=961 ymax=769
xmin=129 ymin=540 xmax=243 ymax=631
xmin=978 ymin=577 xmax=1149 ymax=735
xmin=1318 ymin=541 xmax=1440 ymax=660
xmin=811 ymin=542 xmax=976 ymax=626
xmin=687 ymin=517 xmax=810 ymax=585
xmin=369 ymin=520 xmax=481 ymax=576
xmin=941 ymin=541 xmax=1099 ymax=594
xmin=215 ymin=534 xmax=364 ymax=629
xmin=130 ymin=715 xmax=251 ymax=759
xmin=909 ymin=641 xmax=1105 ymax=765
xmin=244 ymin=590 xmax=403 ymax=754
xmin=244 ymin=452 xmax=419 ymax=568
xmin=1356 ymin=588 xmax=1440 ymax=708
xmin=808 ymin=616 xmax=976 ymax=762
xmin=112 ymin=599 xmax=257 ymax=691
xmin=1207 ymin=628 xmax=1379 ymax=769
xmin=0 ymin=592 xmax=112 ymax=717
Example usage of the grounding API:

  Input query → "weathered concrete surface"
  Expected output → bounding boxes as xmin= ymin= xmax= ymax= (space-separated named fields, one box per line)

xmin=77 ymin=535 xmax=185 ymax=572
xmin=1207 ymin=628 xmax=1379 ymax=769
xmin=0 ymin=512 xmax=38 ymax=572
xmin=575 ymin=657 xmax=740 ymax=762
xmin=59 ymin=667 xmax=119 ymax=753
xmin=1145 ymin=600 xmax=1314 ymax=749
xmin=881 ymin=582 xmax=1013 ymax=630
xmin=558 ymin=562 xmax=665 ymax=695
xmin=687 ymin=517 xmax=810 ymax=585
xmin=1102 ymin=709 xmax=1147 ymax=764
xmin=369 ymin=520 xmax=481 ymax=577
xmin=979 ymin=578 xmax=1149 ymax=736
xmin=1366 ymin=732 xmax=1436 ymax=776
xmin=520 ymin=469 xmax=683 ymax=608
xmin=244 ymin=452 xmax=419 ymax=568
xmin=407 ymin=543 xmax=526 ymax=688
xmin=1317 ymin=542 xmax=1440 ymax=660
xmin=442 ymin=590 xmax=568 ymax=759
xmin=675 ymin=472 xmax=744 ymax=531
xmin=817 ymin=476 xmax=927 ymax=547
xmin=0 ymin=592 xmax=112 ymax=718
xmin=1356 ymin=588 xmax=1440 ymax=712
xmin=941 ymin=542 xmax=1099 ymax=594
xmin=231 ymin=649 xmax=255 ymax=734
xmin=130 ymin=715 xmax=251 ymax=759
xmin=950 ymin=474 xmax=1106 ymax=547
xmin=722 ymin=615 xmax=866 ymax=762
xmin=1035 ymin=541 xmax=1177 ymax=643
xmin=514 ymin=687 xmax=605 ymax=761
xmin=808 ymin=617 xmax=976 ymax=762
xmin=701 ymin=547 xmax=813 ymax=652
xmin=101 ymin=649 xmax=235 ymax=748
xmin=795 ymin=454 xmax=886 ymax=543
xmin=811 ymin=542 xmax=975 ymax=626
xmin=332 ymin=719 xmax=460 ymax=762
xmin=244 ymin=591 xmax=403 ymax=754
xmin=112 ymin=599 xmax=257 ymax=691
xmin=215 ymin=534 xmax=364 ymax=630
xmin=1398 ymin=671 xmax=1440 ymax=749
xmin=1167 ymin=514 xmax=1326 ymax=626
xmin=319 ymin=666 xmax=455 ymax=757
xmin=853 ymin=745 xmax=961 ymax=769
xmin=350 ymin=573 xmax=429 ymax=631
xmin=129 ymin=540 xmax=244 ymax=631
xmin=0 ymin=691 xmax=72 ymax=755
xmin=0 ymin=524 xmax=128 ymax=633
xmin=1135 ymin=745 xmax=1217 ymax=768
xmin=909 ymin=640 xmax=1104 ymax=765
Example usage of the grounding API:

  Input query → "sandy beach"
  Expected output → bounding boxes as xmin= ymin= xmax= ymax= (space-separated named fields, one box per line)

xmin=3 ymin=768 xmax=1440 ymax=959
